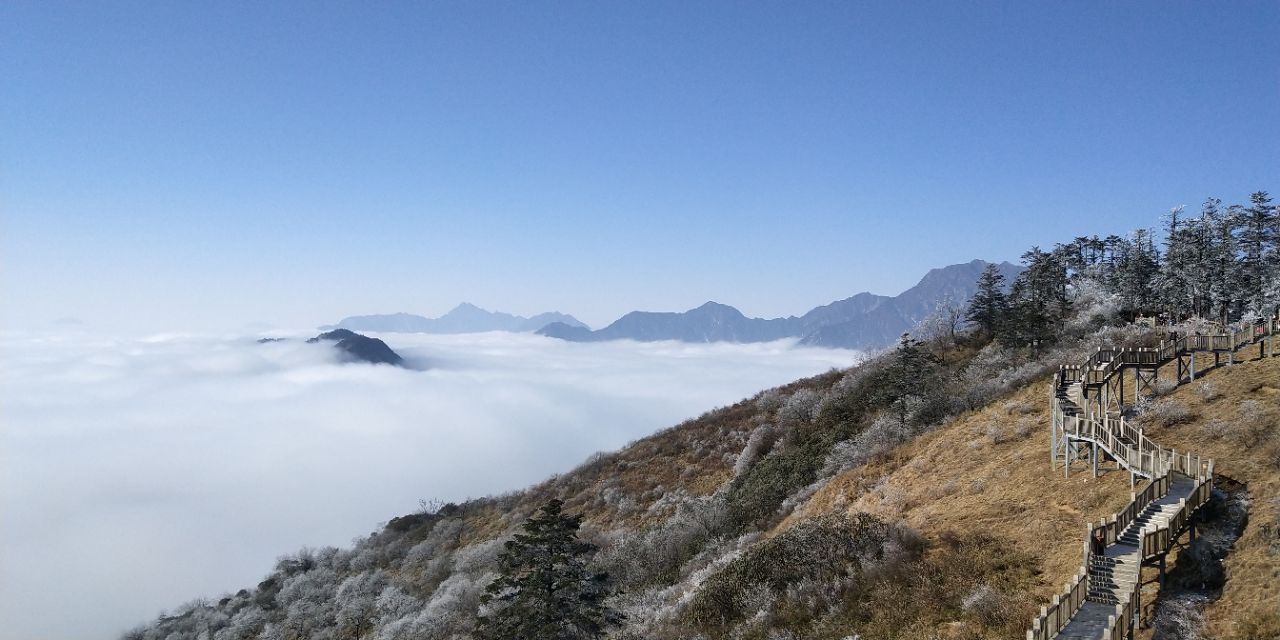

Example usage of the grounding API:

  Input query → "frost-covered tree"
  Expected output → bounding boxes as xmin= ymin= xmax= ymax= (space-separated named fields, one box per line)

xmin=1115 ymin=229 xmax=1160 ymax=315
xmin=276 ymin=566 xmax=340 ymax=640
xmin=1237 ymin=191 xmax=1277 ymax=316
xmin=1156 ymin=206 xmax=1195 ymax=317
xmin=477 ymin=499 xmax=621 ymax=640
xmin=1183 ymin=199 xmax=1221 ymax=319
xmin=1203 ymin=200 xmax=1242 ymax=322
xmin=335 ymin=571 xmax=387 ymax=639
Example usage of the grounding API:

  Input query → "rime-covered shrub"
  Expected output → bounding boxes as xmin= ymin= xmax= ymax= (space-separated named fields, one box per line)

xmin=1195 ymin=381 xmax=1222 ymax=402
xmin=397 ymin=517 xmax=471 ymax=596
xmin=1237 ymin=399 xmax=1278 ymax=446
xmin=1142 ymin=399 xmax=1195 ymax=428
xmin=755 ymin=389 xmax=785 ymax=415
xmin=821 ymin=414 xmax=914 ymax=477
xmin=605 ymin=532 xmax=760 ymax=637
xmin=374 ymin=585 xmax=422 ymax=621
xmin=961 ymin=584 xmax=1008 ymax=626
xmin=1204 ymin=418 xmax=1232 ymax=439
xmin=733 ymin=424 xmax=776 ymax=477
xmin=815 ymin=362 xmax=883 ymax=425
xmin=335 ymin=570 xmax=388 ymax=638
xmin=597 ymin=494 xmax=729 ymax=588
xmin=777 ymin=389 xmax=822 ymax=429
xmin=684 ymin=514 xmax=911 ymax=630
xmin=275 ymin=565 xmax=340 ymax=639
xmin=212 ymin=606 xmax=269 ymax=640
xmin=726 ymin=414 xmax=861 ymax=531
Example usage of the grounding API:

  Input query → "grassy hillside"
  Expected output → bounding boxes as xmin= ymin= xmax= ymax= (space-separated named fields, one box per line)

xmin=124 ymin=326 xmax=1279 ymax=640
xmin=1130 ymin=355 xmax=1280 ymax=639
xmin=791 ymin=381 xmax=1134 ymax=606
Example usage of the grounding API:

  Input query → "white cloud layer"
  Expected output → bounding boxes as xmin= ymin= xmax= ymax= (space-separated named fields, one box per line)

xmin=0 ymin=330 xmax=859 ymax=640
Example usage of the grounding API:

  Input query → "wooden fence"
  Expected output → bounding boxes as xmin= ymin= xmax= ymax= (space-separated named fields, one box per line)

xmin=1027 ymin=570 xmax=1089 ymax=640
xmin=1141 ymin=470 xmax=1213 ymax=559
xmin=1024 ymin=309 xmax=1279 ymax=639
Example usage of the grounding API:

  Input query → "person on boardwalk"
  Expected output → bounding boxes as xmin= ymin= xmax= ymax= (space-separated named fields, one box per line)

xmin=1091 ymin=528 xmax=1107 ymax=557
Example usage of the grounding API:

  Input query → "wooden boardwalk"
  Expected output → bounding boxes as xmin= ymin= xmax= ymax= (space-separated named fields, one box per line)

xmin=1027 ymin=313 xmax=1280 ymax=640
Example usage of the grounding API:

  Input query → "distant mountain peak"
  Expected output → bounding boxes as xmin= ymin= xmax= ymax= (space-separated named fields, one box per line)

xmin=694 ymin=301 xmax=734 ymax=311
xmin=447 ymin=302 xmax=486 ymax=314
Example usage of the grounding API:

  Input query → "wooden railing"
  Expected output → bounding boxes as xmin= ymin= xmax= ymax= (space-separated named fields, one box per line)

xmin=1059 ymin=405 xmax=1216 ymax=482
xmin=1035 ymin=412 xmax=1183 ymax=637
xmin=1102 ymin=589 xmax=1139 ymax=640
xmin=1028 ymin=570 xmax=1089 ymax=640
xmin=1140 ymin=469 xmax=1213 ymax=558
xmin=1082 ymin=347 xmax=1163 ymax=386
xmin=1025 ymin=309 xmax=1280 ymax=639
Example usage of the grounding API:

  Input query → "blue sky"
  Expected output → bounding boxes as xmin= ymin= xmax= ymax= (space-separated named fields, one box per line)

xmin=3 ymin=2 xmax=1277 ymax=331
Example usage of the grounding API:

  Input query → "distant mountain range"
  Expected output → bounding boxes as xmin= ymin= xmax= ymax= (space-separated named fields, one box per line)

xmin=539 ymin=260 xmax=1022 ymax=350
xmin=325 ymin=303 xmax=588 ymax=335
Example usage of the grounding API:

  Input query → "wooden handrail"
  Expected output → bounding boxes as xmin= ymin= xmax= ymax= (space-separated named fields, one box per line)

xmin=1024 ymin=313 xmax=1280 ymax=639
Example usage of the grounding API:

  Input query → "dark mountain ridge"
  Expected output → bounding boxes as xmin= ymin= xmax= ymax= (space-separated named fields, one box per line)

xmin=305 ymin=329 xmax=405 ymax=366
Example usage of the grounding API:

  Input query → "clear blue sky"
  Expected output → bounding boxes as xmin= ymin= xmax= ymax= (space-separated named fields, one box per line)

xmin=3 ymin=2 xmax=1277 ymax=332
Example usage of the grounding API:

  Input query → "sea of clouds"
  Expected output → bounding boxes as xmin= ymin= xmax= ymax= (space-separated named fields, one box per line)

xmin=0 ymin=329 xmax=860 ymax=640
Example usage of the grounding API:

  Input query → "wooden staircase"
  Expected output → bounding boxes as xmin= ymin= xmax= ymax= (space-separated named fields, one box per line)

xmin=1027 ymin=312 xmax=1280 ymax=640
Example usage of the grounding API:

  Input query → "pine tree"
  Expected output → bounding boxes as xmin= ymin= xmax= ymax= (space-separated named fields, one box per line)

xmin=1001 ymin=247 xmax=1069 ymax=349
xmin=477 ymin=499 xmax=621 ymax=640
xmin=1237 ymin=191 xmax=1277 ymax=316
xmin=964 ymin=263 xmax=1008 ymax=338
xmin=1206 ymin=202 xmax=1241 ymax=322
xmin=1185 ymin=199 xmax=1222 ymax=319
xmin=1002 ymin=277 xmax=1050 ymax=349
xmin=1155 ymin=206 xmax=1194 ymax=319
xmin=1115 ymin=230 xmax=1160 ymax=315
xmin=878 ymin=333 xmax=940 ymax=427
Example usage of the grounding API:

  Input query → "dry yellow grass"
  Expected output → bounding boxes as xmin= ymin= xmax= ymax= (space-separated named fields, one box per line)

xmin=789 ymin=381 xmax=1135 ymax=600
xmin=788 ymin=353 xmax=1280 ymax=637
xmin=1135 ymin=355 xmax=1280 ymax=638
xmin=426 ymin=349 xmax=1278 ymax=637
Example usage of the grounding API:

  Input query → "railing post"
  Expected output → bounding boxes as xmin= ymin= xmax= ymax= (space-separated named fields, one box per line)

xmin=1051 ymin=395 xmax=1058 ymax=470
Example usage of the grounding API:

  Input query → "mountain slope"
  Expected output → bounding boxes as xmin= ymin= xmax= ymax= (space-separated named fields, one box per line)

xmin=124 ymin=328 xmax=1280 ymax=640
xmin=1118 ymin=357 xmax=1280 ymax=638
